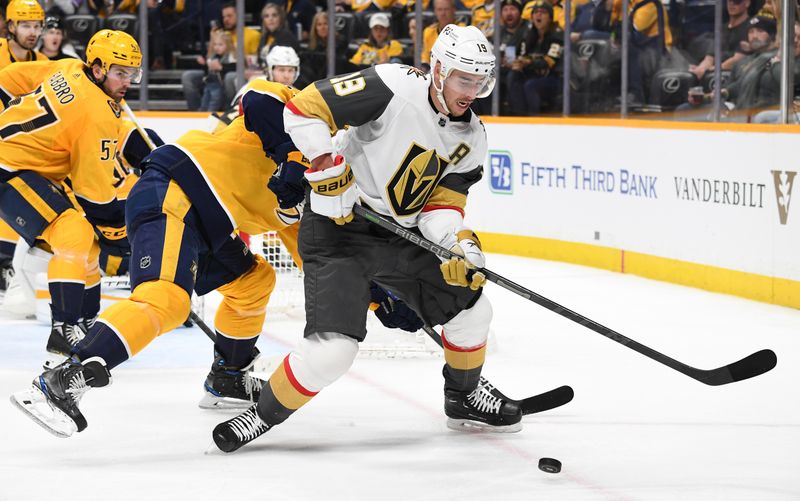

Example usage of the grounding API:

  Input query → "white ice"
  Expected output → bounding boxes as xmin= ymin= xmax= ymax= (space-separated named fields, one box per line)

xmin=1 ymin=253 xmax=798 ymax=501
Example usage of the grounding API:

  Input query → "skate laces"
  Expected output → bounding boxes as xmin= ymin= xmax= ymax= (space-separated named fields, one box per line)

xmin=467 ymin=386 xmax=503 ymax=415
xmin=242 ymin=372 xmax=260 ymax=399
xmin=64 ymin=367 xmax=90 ymax=405
xmin=228 ymin=407 xmax=268 ymax=441
xmin=64 ymin=325 xmax=86 ymax=346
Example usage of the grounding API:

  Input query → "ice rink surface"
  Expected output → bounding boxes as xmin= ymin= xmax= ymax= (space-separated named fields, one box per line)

xmin=0 ymin=253 xmax=798 ymax=501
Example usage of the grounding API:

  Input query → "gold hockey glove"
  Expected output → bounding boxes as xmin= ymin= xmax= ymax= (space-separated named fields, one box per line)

xmin=439 ymin=229 xmax=486 ymax=290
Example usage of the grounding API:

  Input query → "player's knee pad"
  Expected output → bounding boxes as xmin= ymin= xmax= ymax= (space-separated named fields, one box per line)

xmin=215 ymin=254 xmax=276 ymax=338
xmin=288 ymin=332 xmax=359 ymax=392
xmin=128 ymin=280 xmax=191 ymax=337
xmin=44 ymin=211 xmax=95 ymax=274
xmin=442 ymin=294 xmax=493 ymax=349
xmin=96 ymin=279 xmax=191 ymax=357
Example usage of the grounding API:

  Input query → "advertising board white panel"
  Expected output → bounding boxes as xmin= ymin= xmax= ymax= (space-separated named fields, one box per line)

xmin=469 ymin=123 xmax=799 ymax=281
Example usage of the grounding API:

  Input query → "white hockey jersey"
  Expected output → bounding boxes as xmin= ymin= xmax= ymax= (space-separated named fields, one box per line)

xmin=284 ymin=64 xmax=487 ymax=230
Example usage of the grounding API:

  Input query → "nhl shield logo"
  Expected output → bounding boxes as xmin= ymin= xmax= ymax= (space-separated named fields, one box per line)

xmin=140 ymin=255 xmax=152 ymax=269
xmin=771 ymin=170 xmax=796 ymax=225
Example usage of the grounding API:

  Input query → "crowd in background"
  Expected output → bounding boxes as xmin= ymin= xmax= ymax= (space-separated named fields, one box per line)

xmin=1 ymin=0 xmax=799 ymax=119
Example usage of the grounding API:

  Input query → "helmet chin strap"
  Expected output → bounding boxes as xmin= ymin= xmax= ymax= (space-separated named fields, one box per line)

xmin=433 ymin=66 xmax=452 ymax=115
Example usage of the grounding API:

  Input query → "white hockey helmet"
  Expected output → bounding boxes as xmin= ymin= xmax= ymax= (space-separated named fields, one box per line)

xmin=429 ymin=24 xmax=496 ymax=113
xmin=264 ymin=45 xmax=300 ymax=84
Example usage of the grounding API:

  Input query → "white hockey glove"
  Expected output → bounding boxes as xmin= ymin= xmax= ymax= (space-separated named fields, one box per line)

xmin=439 ymin=228 xmax=487 ymax=291
xmin=304 ymin=155 xmax=358 ymax=225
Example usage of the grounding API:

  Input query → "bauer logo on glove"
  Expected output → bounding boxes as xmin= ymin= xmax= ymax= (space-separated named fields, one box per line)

xmin=304 ymin=155 xmax=358 ymax=225
xmin=314 ymin=166 xmax=354 ymax=194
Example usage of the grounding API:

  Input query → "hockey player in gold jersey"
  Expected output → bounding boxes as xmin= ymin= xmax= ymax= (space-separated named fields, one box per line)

xmin=10 ymin=78 xmax=311 ymax=437
xmin=0 ymin=29 xmax=142 ymax=359
xmin=0 ymin=0 xmax=47 ymax=292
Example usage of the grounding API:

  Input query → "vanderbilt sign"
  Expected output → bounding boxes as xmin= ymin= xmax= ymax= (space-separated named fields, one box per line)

xmin=771 ymin=170 xmax=796 ymax=225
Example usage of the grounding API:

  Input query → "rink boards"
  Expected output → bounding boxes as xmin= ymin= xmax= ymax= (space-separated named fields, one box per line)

xmin=138 ymin=113 xmax=800 ymax=309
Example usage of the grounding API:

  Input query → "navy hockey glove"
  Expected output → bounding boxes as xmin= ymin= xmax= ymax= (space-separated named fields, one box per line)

xmin=268 ymin=156 xmax=307 ymax=209
xmin=369 ymin=284 xmax=424 ymax=333
xmin=94 ymin=224 xmax=131 ymax=256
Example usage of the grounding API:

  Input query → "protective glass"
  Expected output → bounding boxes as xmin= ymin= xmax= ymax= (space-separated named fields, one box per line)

xmin=15 ymin=20 xmax=43 ymax=34
xmin=444 ymin=69 xmax=496 ymax=99
xmin=108 ymin=64 xmax=143 ymax=84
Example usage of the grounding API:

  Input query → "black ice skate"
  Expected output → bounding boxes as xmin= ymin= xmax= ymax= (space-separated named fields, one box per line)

xmin=46 ymin=320 xmax=86 ymax=356
xmin=10 ymin=357 xmax=112 ymax=438
xmin=213 ymin=404 xmax=272 ymax=453
xmin=199 ymin=350 xmax=265 ymax=409
xmin=79 ymin=315 xmax=97 ymax=334
xmin=445 ymin=384 xmax=523 ymax=433
xmin=44 ymin=320 xmax=86 ymax=369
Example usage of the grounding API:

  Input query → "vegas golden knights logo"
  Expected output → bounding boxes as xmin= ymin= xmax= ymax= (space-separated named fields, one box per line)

xmin=771 ymin=170 xmax=796 ymax=225
xmin=386 ymin=143 xmax=448 ymax=216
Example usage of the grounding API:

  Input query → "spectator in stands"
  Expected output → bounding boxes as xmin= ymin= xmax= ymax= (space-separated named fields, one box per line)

xmin=593 ymin=0 xmax=672 ymax=104
xmin=36 ymin=15 xmax=78 ymax=59
xmin=471 ymin=0 xmax=495 ymax=38
xmin=199 ymin=29 xmax=236 ymax=111
xmin=499 ymin=0 xmax=528 ymax=61
xmin=257 ymin=2 xmax=299 ymax=66
xmin=220 ymin=1 xmax=260 ymax=56
xmin=689 ymin=0 xmax=752 ymax=81
xmin=498 ymin=0 xmax=528 ymax=111
xmin=395 ymin=0 xmax=432 ymax=12
xmin=270 ymin=0 xmax=316 ymax=39
xmin=752 ymin=18 xmax=800 ymax=123
xmin=678 ymin=16 xmax=781 ymax=120
xmin=350 ymin=12 xmax=404 ymax=67
xmin=507 ymin=0 xmax=563 ymax=115
xmin=182 ymin=2 xmax=259 ymax=110
xmin=297 ymin=11 xmax=348 ymax=87
xmin=349 ymin=0 xmax=394 ymax=13
xmin=422 ymin=0 xmax=460 ymax=68
xmin=522 ymin=0 xmax=586 ymax=31
xmin=405 ymin=16 xmax=418 ymax=65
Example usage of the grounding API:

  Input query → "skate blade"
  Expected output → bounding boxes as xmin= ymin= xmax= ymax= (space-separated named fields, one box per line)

xmin=198 ymin=393 xmax=255 ymax=410
xmin=9 ymin=386 xmax=78 ymax=438
xmin=446 ymin=418 xmax=523 ymax=434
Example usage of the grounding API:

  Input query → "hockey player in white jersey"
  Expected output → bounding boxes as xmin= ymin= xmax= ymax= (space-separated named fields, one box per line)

xmin=213 ymin=24 xmax=522 ymax=452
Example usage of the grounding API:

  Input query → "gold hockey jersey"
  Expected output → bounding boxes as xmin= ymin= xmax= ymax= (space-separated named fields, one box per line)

xmin=170 ymin=79 xmax=303 ymax=238
xmin=0 ymin=58 xmax=127 ymax=224
xmin=0 ymin=38 xmax=47 ymax=67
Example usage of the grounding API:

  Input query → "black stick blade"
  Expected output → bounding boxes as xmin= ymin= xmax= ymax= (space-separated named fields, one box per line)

xmin=520 ymin=385 xmax=575 ymax=414
xmin=701 ymin=349 xmax=778 ymax=386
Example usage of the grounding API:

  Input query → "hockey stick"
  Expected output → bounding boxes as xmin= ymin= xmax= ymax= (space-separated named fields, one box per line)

xmin=121 ymin=101 xmax=159 ymax=151
xmin=421 ymin=324 xmax=574 ymax=415
xmin=353 ymin=204 xmax=777 ymax=386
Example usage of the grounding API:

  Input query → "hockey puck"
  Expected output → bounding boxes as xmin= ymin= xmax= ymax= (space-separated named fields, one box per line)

xmin=538 ymin=457 xmax=562 ymax=474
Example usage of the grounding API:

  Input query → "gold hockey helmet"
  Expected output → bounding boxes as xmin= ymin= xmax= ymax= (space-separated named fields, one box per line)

xmin=86 ymin=30 xmax=143 ymax=81
xmin=6 ymin=0 xmax=45 ymax=23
